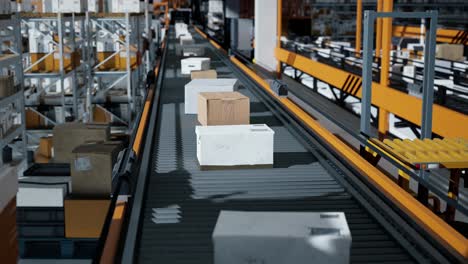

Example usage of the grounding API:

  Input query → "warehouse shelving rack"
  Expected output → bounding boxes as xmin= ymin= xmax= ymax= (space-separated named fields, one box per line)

xmin=88 ymin=12 xmax=147 ymax=130
xmin=22 ymin=13 xmax=87 ymax=125
xmin=0 ymin=13 xmax=27 ymax=168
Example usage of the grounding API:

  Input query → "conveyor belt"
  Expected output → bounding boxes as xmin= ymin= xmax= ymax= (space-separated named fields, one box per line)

xmin=131 ymin=27 xmax=441 ymax=264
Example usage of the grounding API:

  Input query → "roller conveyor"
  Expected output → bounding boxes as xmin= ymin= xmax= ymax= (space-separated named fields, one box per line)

xmin=124 ymin=26 xmax=453 ymax=264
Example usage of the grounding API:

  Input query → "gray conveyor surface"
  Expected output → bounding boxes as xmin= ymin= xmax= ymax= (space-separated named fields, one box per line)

xmin=135 ymin=27 xmax=421 ymax=264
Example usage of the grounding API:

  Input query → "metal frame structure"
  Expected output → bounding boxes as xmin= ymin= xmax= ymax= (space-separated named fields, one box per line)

xmin=360 ymin=10 xmax=438 ymax=139
xmin=0 ymin=13 xmax=27 ymax=168
xmin=89 ymin=13 xmax=147 ymax=130
xmin=22 ymin=13 xmax=87 ymax=125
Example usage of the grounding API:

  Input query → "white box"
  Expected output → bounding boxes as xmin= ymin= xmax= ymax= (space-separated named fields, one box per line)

xmin=180 ymin=35 xmax=194 ymax=45
xmin=0 ymin=165 xmax=18 ymax=212
xmin=17 ymin=187 xmax=65 ymax=207
xmin=88 ymin=0 xmax=99 ymax=12
xmin=196 ymin=124 xmax=274 ymax=166
xmin=403 ymin=65 xmax=416 ymax=84
xmin=181 ymin=57 xmax=211 ymax=75
xmin=53 ymin=0 xmax=87 ymax=13
xmin=213 ymin=211 xmax=352 ymax=264
xmin=110 ymin=0 xmax=142 ymax=13
xmin=184 ymin=78 xmax=237 ymax=114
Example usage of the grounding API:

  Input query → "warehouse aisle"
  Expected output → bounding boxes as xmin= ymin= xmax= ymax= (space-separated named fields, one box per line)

xmin=135 ymin=27 xmax=417 ymax=263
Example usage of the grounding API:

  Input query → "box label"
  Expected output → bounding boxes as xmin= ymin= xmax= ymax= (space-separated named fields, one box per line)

xmin=75 ymin=157 xmax=92 ymax=171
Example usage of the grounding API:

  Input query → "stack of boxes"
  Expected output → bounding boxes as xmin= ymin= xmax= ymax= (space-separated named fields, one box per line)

xmin=51 ymin=122 xmax=123 ymax=238
xmin=182 ymin=60 xmax=275 ymax=168
xmin=0 ymin=165 xmax=18 ymax=263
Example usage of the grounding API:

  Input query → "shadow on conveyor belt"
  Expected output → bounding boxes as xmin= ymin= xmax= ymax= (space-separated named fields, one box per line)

xmin=136 ymin=27 xmax=418 ymax=264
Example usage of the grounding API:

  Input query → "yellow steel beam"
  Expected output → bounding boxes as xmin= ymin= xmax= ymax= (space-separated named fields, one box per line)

xmin=380 ymin=0 xmax=393 ymax=86
xmin=230 ymin=55 xmax=468 ymax=261
xmin=393 ymin=26 xmax=468 ymax=45
xmin=355 ymin=0 xmax=362 ymax=57
xmin=275 ymin=47 xmax=468 ymax=138
xmin=277 ymin=0 xmax=283 ymax=74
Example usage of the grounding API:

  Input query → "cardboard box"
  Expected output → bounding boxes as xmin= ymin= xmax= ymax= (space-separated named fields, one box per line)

xmin=180 ymin=35 xmax=194 ymax=45
xmin=196 ymin=124 xmax=274 ymax=166
xmin=64 ymin=198 xmax=110 ymax=238
xmin=436 ymin=44 xmax=464 ymax=61
xmin=191 ymin=69 xmax=217 ymax=80
xmin=185 ymin=78 xmax=238 ymax=114
xmin=53 ymin=122 xmax=110 ymax=163
xmin=0 ymin=198 xmax=18 ymax=264
xmin=97 ymin=52 xmax=118 ymax=70
xmin=110 ymin=0 xmax=143 ymax=13
xmin=26 ymin=109 xmax=46 ymax=129
xmin=0 ymin=165 xmax=18 ymax=213
xmin=198 ymin=92 xmax=249 ymax=126
xmin=213 ymin=211 xmax=352 ymax=264
xmin=30 ymin=53 xmax=54 ymax=72
xmin=71 ymin=141 xmax=123 ymax=196
xmin=17 ymin=187 xmax=65 ymax=207
xmin=53 ymin=0 xmax=87 ymax=13
xmin=0 ymin=75 xmax=15 ymax=98
xmin=38 ymin=136 xmax=53 ymax=158
xmin=181 ymin=57 xmax=211 ymax=75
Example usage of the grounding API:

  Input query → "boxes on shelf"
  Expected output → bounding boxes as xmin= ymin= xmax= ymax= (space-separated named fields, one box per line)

xmin=213 ymin=211 xmax=352 ymax=264
xmin=25 ymin=109 xmax=47 ymax=129
xmin=181 ymin=57 xmax=211 ymax=75
xmin=64 ymin=198 xmax=110 ymax=238
xmin=53 ymin=122 xmax=110 ymax=163
xmin=196 ymin=124 xmax=274 ymax=166
xmin=436 ymin=44 xmax=464 ymax=61
xmin=87 ymin=0 xmax=99 ymax=12
xmin=30 ymin=51 xmax=80 ymax=72
xmin=96 ymin=52 xmax=118 ymax=70
xmin=198 ymin=92 xmax=249 ymax=126
xmin=0 ymin=198 xmax=18 ymax=264
xmin=118 ymin=48 xmax=140 ymax=70
xmin=53 ymin=0 xmax=87 ymax=13
xmin=0 ymin=75 xmax=16 ymax=98
xmin=0 ymin=165 xmax=18 ymax=213
xmin=184 ymin=78 xmax=238 ymax=114
xmin=109 ymin=0 xmax=143 ymax=13
xmin=0 ymin=111 xmax=15 ymax=140
xmin=191 ymin=69 xmax=217 ymax=80
xmin=70 ymin=141 xmax=123 ymax=197
xmin=34 ymin=136 xmax=53 ymax=163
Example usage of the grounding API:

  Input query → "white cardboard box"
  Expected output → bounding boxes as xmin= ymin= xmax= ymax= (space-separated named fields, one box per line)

xmin=181 ymin=57 xmax=211 ymax=75
xmin=0 ymin=165 xmax=18 ymax=212
xmin=180 ymin=35 xmax=194 ymax=45
xmin=196 ymin=124 xmax=274 ymax=166
xmin=17 ymin=187 xmax=65 ymax=207
xmin=184 ymin=78 xmax=237 ymax=114
xmin=213 ymin=211 xmax=352 ymax=264
xmin=110 ymin=0 xmax=142 ymax=13
xmin=53 ymin=0 xmax=87 ymax=13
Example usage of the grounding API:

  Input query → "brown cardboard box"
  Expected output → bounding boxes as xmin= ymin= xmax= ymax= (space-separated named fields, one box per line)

xmin=53 ymin=51 xmax=79 ymax=72
xmin=38 ymin=136 xmax=53 ymax=158
xmin=0 ymin=75 xmax=15 ymax=98
xmin=0 ymin=197 xmax=18 ymax=264
xmin=191 ymin=69 xmax=217 ymax=80
xmin=53 ymin=122 xmax=110 ymax=163
xmin=436 ymin=44 xmax=464 ymax=61
xmin=64 ymin=198 xmax=110 ymax=238
xmin=97 ymin=52 xmax=118 ymax=70
xmin=71 ymin=141 xmax=123 ymax=196
xmin=30 ymin=53 xmax=54 ymax=72
xmin=198 ymin=92 xmax=250 ymax=126
xmin=25 ymin=109 xmax=46 ymax=129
